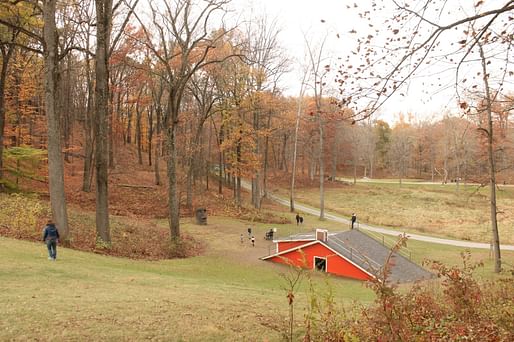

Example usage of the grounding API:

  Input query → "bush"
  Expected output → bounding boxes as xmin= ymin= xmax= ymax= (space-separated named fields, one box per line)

xmin=168 ymin=234 xmax=203 ymax=258
xmin=353 ymin=250 xmax=514 ymax=341
xmin=0 ymin=193 xmax=46 ymax=238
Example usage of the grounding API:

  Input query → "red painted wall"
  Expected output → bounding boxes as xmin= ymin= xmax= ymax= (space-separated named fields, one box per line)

xmin=269 ymin=242 xmax=372 ymax=281
xmin=277 ymin=240 xmax=313 ymax=253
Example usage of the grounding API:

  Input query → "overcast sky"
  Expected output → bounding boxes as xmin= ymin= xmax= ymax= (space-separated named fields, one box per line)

xmin=230 ymin=0 xmax=511 ymax=124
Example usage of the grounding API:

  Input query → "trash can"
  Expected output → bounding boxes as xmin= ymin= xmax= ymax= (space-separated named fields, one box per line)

xmin=195 ymin=208 xmax=207 ymax=225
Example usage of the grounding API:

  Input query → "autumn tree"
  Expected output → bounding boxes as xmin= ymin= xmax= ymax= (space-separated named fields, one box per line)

xmin=305 ymin=34 xmax=331 ymax=220
xmin=243 ymin=14 xmax=288 ymax=209
xmin=388 ymin=123 xmax=413 ymax=186
xmin=186 ymin=71 xmax=219 ymax=209
xmin=134 ymin=0 xmax=234 ymax=241
xmin=43 ymin=0 xmax=70 ymax=239
xmin=0 ymin=1 xmax=38 ymax=189
xmin=289 ymin=68 xmax=308 ymax=212
xmin=93 ymin=0 xmax=139 ymax=244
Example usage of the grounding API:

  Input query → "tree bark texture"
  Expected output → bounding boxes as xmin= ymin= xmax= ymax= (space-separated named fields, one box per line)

xmin=0 ymin=44 xmax=14 ymax=188
xmin=82 ymin=48 xmax=94 ymax=192
xmin=94 ymin=0 xmax=112 ymax=243
xmin=479 ymin=43 xmax=501 ymax=273
xmin=43 ymin=0 xmax=69 ymax=239
xmin=166 ymin=124 xmax=180 ymax=240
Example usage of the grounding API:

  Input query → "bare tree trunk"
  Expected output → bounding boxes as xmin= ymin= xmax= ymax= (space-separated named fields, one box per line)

xmin=0 ymin=43 xmax=15 ymax=189
xmin=136 ymin=90 xmax=143 ymax=165
xmin=353 ymin=158 xmax=357 ymax=185
xmin=154 ymin=133 xmax=161 ymax=185
xmin=290 ymin=78 xmax=306 ymax=212
xmin=262 ymin=110 xmax=272 ymax=202
xmin=94 ymin=0 xmax=112 ymax=244
xmin=186 ymin=122 xmax=204 ymax=210
xmin=61 ymin=55 xmax=73 ymax=163
xmin=206 ymin=122 xmax=212 ymax=190
xmin=108 ymin=82 xmax=115 ymax=169
xmin=370 ymin=156 xmax=374 ymax=179
xmin=166 ymin=123 xmax=180 ymax=240
xmin=126 ymin=96 xmax=133 ymax=144
xmin=153 ymin=92 xmax=162 ymax=186
xmin=147 ymin=105 xmax=153 ymax=166
xmin=82 ymin=49 xmax=94 ymax=192
xmin=318 ymin=118 xmax=325 ymax=220
xmin=217 ymin=122 xmax=223 ymax=195
xmin=235 ymin=134 xmax=242 ymax=207
xmin=331 ymin=126 xmax=340 ymax=181
xmin=44 ymin=0 xmax=69 ymax=239
xmin=252 ymin=104 xmax=261 ymax=209
xmin=479 ymin=43 xmax=501 ymax=273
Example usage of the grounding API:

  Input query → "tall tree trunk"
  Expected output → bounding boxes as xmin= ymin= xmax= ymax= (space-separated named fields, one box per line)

xmin=108 ymin=79 xmax=115 ymax=169
xmin=235 ymin=132 xmax=242 ymax=207
xmin=136 ymin=92 xmax=143 ymax=165
xmin=262 ymin=110 xmax=272 ymax=202
xmin=318 ymin=118 xmax=325 ymax=220
xmin=290 ymin=84 xmax=305 ymax=212
xmin=0 ymin=44 xmax=14 ymax=189
xmin=166 ymin=123 xmax=180 ymax=240
xmin=44 ymin=0 xmax=69 ymax=239
xmin=331 ymin=128 xmax=339 ymax=181
xmin=479 ymin=43 xmax=501 ymax=273
xmin=217 ymin=123 xmax=223 ymax=195
xmin=62 ymin=55 xmax=72 ymax=163
xmin=147 ymin=105 xmax=153 ymax=166
xmin=82 ymin=42 xmax=94 ymax=192
xmin=126 ymin=99 xmax=133 ymax=144
xmin=206 ymin=121 xmax=212 ymax=190
xmin=154 ymin=106 xmax=161 ymax=185
xmin=353 ymin=157 xmax=357 ymax=185
xmin=370 ymin=156 xmax=374 ymax=179
xmin=94 ymin=0 xmax=112 ymax=244
xmin=251 ymin=100 xmax=261 ymax=209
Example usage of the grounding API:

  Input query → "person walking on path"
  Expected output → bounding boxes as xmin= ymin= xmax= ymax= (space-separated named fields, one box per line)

xmin=240 ymin=234 xmax=244 ymax=244
xmin=251 ymin=236 xmax=255 ymax=247
xmin=351 ymin=213 xmax=357 ymax=229
xmin=42 ymin=220 xmax=60 ymax=260
xmin=295 ymin=213 xmax=300 ymax=225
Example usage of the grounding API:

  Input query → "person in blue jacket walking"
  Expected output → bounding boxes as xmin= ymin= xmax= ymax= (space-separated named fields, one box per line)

xmin=42 ymin=220 xmax=60 ymax=260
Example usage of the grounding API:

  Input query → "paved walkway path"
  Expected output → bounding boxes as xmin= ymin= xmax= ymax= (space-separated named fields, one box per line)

xmin=265 ymin=192 xmax=514 ymax=251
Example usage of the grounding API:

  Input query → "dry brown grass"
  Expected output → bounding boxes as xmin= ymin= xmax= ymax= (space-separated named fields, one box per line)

xmin=278 ymin=181 xmax=514 ymax=244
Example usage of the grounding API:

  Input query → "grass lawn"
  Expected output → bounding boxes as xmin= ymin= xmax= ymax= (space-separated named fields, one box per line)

xmin=0 ymin=215 xmax=373 ymax=341
xmin=2 ymin=210 xmax=513 ymax=341
xmin=274 ymin=181 xmax=514 ymax=244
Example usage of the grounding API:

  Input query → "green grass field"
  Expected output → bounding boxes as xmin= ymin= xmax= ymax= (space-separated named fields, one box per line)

xmin=0 ymin=216 xmax=375 ymax=341
xmin=2 ymin=208 xmax=513 ymax=340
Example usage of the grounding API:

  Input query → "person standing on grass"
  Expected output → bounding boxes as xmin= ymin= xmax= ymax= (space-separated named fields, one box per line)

xmin=351 ymin=213 xmax=357 ymax=229
xmin=295 ymin=213 xmax=300 ymax=225
xmin=42 ymin=220 xmax=60 ymax=260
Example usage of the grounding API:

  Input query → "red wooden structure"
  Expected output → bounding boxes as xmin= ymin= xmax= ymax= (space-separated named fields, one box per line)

xmin=261 ymin=229 xmax=374 ymax=281
xmin=261 ymin=229 xmax=433 ymax=283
